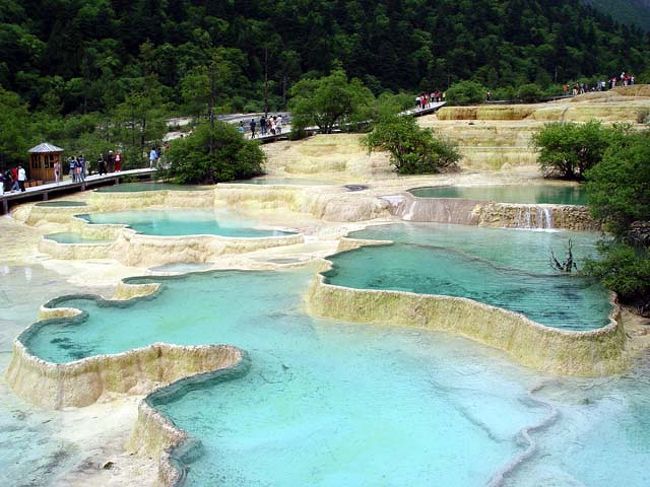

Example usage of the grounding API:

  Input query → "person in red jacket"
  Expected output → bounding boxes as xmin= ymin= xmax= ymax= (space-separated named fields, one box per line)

xmin=115 ymin=151 xmax=122 ymax=172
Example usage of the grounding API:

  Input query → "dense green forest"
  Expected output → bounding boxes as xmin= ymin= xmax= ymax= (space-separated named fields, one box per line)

xmin=1 ymin=0 xmax=649 ymax=116
xmin=585 ymin=0 xmax=650 ymax=32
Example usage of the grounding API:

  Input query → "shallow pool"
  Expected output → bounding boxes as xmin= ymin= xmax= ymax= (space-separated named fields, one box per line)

xmin=94 ymin=182 xmax=205 ymax=193
xmin=230 ymin=177 xmax=334 ymax=186
xmin=35 ymin=201 xmax=88 ymax=207
xmin=77 ymin=210 xmax=296 ymax=238
xmin=18 ymin=267 xmax=650 ymax=486
xmin=0 ymin=265 xmax=108 ymax=484
xmin=409 ymin=185 xmax=587 ymax=205
xmin=44 ymin=232 xmax=111 ymax=244
xmin=326 ymin=223 xmax=611 ymax=330
xmin=24 ymin=268 xmax=547 ymax=485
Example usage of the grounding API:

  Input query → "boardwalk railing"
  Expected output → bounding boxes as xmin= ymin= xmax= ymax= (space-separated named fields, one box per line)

xmin=1 ymin=168 xmax=156 ymax=215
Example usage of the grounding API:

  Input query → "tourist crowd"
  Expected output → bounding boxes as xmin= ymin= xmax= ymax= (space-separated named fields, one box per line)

xmin=0 ymin=165 xmax=27 ymax=194
xmin=564 ymin=71 xmax=636 ymax=95
xmin=415 ymin=91 xmax=444 ymax=110
xmin=240 ymin=114 xmax=285 ymax=138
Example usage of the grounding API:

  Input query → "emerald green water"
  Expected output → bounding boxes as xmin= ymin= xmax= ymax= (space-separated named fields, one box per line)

xmin=44 ymin=232 xmax=111 ymax=244
xmin=409 ymin=185 xmax=587 ymax=205
xmin=327 ymin=223 xmax=611 ymax=330
xmin=95 ymin=182 xmax=204 ymax=192
xmin=35 ymin=200 xmax=87 ymax=207
xmin=78 ymin=210 xmax=295 ymax=238
xmin=17 ymin=266 xmax=650 ymax=486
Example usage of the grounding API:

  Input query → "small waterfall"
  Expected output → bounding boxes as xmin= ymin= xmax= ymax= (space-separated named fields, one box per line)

xmin=514 ymin=206 xmax=554 ymax=230
xmin=401 ymin=198 xmax=480 ymax=224
xmin=540 ymin=206 xmax=553 ymax=229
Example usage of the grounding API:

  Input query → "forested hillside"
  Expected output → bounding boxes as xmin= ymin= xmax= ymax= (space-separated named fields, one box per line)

xmin=585 ymin=0 xmax=650 ymax=31
xmin=1 ymin=0 xmax=649 ymax=116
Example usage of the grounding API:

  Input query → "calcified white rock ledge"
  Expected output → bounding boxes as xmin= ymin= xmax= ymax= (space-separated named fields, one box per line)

xmin=309 ymin=238 xmax=625 ymax=377
xmin=395 ymin=191 xmax=599 ymax=231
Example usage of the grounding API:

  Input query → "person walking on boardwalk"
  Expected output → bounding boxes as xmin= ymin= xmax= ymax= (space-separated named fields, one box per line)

xmin=69 ymin=157 xmax=77 ymax=182
xmin=149 ymin=147 xmax=157 ymax=168
xmin=276 ymin=114 xmax=283 ymax=134
xmin=115 ymin=151 xmax=122 ymax=172
xmin=250 ymin=118 xmax=257 ymax=138
xmin=98 ymin=154 xmax=107 ymax=175
xmin=106 ymin=151 xmax=115 ymax=172
xmin=260 ymin=116 xmax=267 ymax=136
xmin=53 ymin=160 xmax=61 ymax=184
xmin=17 ymin=165 xmax=26 ymax=192
xmin=9 ymin=168 xmax=19 ymax=192
xmin=78 ymin=155 xmax=86 ymax=181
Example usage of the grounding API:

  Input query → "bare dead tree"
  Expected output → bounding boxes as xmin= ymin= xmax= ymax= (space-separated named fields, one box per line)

xmin=550 ymin=238 xmax=578 ymax=273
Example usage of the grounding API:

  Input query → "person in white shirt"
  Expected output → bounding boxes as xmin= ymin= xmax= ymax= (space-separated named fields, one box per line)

xmin=149 ymin=148 xmax=157 ymax=168
xmin=17 ymin=165 xmax=27 ymax=192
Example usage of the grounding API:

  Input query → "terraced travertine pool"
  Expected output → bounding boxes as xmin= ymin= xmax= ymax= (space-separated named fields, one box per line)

xmin=78 ymin=209 xmax=296 ymax=238
xmin=15 ymin=268 xmax=552 ymax=485
xmin=325 ymin=223 xmax=611 ymax=330
xmin=94 ymin=182 xmax=204 ymax=192
xmin=44 ymin=232 xmax=112 ymax=244
xmin=409 ymin=185 xmax=588 ymax=205
xmin=16 ymin=264 xmax=650 ymax=486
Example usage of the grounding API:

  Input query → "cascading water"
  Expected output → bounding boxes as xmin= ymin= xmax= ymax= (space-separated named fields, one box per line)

xmin=514 ymin=206 xmax=554 ymax=230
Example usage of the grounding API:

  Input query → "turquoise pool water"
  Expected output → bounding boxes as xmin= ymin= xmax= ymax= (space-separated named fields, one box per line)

xmin=23 ymin=268 xmax=546 ymax=485
xmin=78 ymin=210 xmax=296 ymax=238
xmin=230 ymin=177 xmax=334 ymax=185
xmin=0 ymin=265 xmax=109 ymax=484
xmin=44 ymin=232 xmax=111 ymax=244
xmin=35 ymin=201 xmax=87 ymax=207
xmin=18 ymin=267 xmax=650 ymax=486
xmin=409 ymin=185 xmax=588 ymax=205
xmin=326 ymin=223 xmax=611 ymax=330
xmin=95 ymin=182 xmax=205 ymax=192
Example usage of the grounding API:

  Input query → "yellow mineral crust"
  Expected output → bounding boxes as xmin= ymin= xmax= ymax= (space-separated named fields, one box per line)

xmin=307 ymin=257 xmax=625 ymax=377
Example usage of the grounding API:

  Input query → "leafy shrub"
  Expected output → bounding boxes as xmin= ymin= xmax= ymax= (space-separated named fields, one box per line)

xmin=532 ymin=120 xmax=615 ymax=180
xmin=492 ymin=86 xmax=515 ymax=101
xmin=584 ymin=242 xmax=650 ymax=315
xmin=516 ymin=83 xmax=544 ymax=103
xmin=585 ymin=130 xmax=650 ymax=236
xmin=445 ymin=80 xmax=486 ymax=105
xmin=363 ymin=115 xmax=461 ymax=174
xmin=289 ymin=69 xmax=374 ymax=133
xmin=583 ymin=129 xmax=650 ymax=315
xmin=165 ymin=121 xmax=265 ymax=184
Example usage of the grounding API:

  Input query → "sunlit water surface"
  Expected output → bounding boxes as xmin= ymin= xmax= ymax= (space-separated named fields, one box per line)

xmin=327 ymin=223 xmax=611 ymax=330
xmin=20 ymin=265 xmax=650 ymax=486
xmin=409 ymin=185 xmax=588 ymax=205
xmin=78 ymin=209 xmax=296 ymax=237
xmin=0 ymin=265 xmax=103 ymax=485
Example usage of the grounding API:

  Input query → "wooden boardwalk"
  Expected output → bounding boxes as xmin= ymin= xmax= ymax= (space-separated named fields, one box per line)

xmin=0 ymin=168 xmax=156 ymax=214
xmin=1 ymin=102 xmax=447 ymax=215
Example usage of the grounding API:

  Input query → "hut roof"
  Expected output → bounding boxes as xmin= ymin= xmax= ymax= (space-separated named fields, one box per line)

xmin=28 ymin=143 xmax=64 ymax=153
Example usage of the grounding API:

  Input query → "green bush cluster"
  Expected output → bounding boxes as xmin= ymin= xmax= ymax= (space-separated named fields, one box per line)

xmin=583 ymin=130 xmax=650 ymax=315
xmin=445 ymin=81 xmax=486 ymax=106
xmin=363 ymin=115 xmax=461 ymax=175
xmin=532 ymin=121 xmax=625 ymax=180
xmin=165 ymin=122 xmax=265 ymax=184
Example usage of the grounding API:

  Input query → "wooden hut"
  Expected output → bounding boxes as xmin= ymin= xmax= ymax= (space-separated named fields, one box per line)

xmin=28 ymin=143 xmax=64 ymax=182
